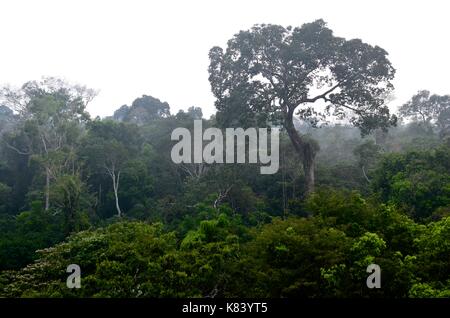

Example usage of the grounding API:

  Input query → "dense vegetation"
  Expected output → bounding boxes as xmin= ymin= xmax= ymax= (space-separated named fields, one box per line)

xmin=0 ymin=20 xmax=449 ymax=298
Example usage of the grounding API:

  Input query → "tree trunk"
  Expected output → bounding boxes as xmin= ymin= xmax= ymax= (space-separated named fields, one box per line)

xmin=284 ymin=108 xmax=316 ymax=195
xmin=111 ymin=171 xmax=122 ymax=217
xmin=302 ymin=152 xmax=315 ymax=194
xmin=45 ymin=167 xmax=50 ymax=210
xmin=362 ymin=165 xmax=371 ymax=183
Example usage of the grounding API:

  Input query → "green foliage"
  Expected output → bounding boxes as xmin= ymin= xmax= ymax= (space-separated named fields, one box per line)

xmin=0 ymin=219 xmax=242 ymax=298
xmin=372 ymin=145 xmax=450 ymax=220
xmin=244 ymin=217 xmax=351 ymax=297
xmin=0 ymin=201 xmax=65 ymax=270
xmin=413 ymin=217 xmax=450 ymax=284
xmin=1 ymin=75 xmax=449 ymax=299
xmin=51 ymin=174 xmax=92 ymax=234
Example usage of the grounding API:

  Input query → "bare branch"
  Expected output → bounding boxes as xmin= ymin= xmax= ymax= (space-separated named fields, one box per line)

xmin=5 ymin=142 xmax=31 ymax=155
xmin=362 ymin=165 xmax=371 ymax=183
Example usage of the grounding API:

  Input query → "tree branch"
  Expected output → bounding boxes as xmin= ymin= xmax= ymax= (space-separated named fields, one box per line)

xmin=304 ymin=81 xmax=343 ymax=103
xmin=362 ymin=165 xmax=371 ymax=183
xmin=5 ymin=142 xmax=31 ymax=155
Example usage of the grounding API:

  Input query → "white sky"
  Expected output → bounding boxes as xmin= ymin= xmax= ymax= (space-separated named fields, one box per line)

xmin=0 ymin=0 xmax=449 ymax=118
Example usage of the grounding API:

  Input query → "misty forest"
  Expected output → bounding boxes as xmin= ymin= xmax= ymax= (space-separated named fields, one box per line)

xmin=0 ymin=20 xmax=449 ymax=298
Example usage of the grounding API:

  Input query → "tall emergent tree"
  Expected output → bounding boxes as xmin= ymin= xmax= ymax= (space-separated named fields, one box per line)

xmin=208 ymin=20 xmax=397 ymax=193
xmin=399 ymin=90 xmax=450 ymax=138
xmin=113 ymin=95 xmax=171 ymax=125
xmin=0 ymin=77 xmax=96 ymax=210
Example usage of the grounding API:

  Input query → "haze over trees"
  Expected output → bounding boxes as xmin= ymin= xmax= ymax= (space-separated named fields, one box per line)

xmin=399 ymin=90 xmax=450 ymax=138
xmin=0 ymin=20 xmax=449 ymax=298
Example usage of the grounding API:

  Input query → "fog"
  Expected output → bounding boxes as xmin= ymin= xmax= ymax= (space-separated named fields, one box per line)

xmin=0 ymin=0 xmax=449 ymax=118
